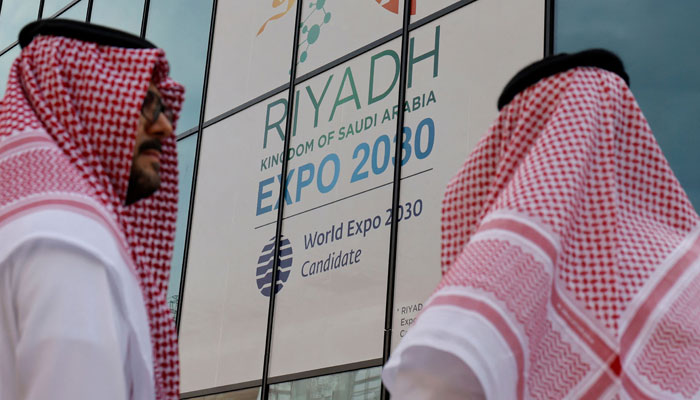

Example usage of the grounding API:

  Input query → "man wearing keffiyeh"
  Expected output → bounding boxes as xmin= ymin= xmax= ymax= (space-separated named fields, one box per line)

xmin=383 ymin=50 xmax=700 ymax=399
xmin=0 ymin=20 xmax=185 ymax=400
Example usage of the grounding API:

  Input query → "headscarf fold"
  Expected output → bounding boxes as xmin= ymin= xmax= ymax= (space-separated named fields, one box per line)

xmin=387 ymin=63 xmax=700 ymax=399
xmin=0 ymin=33 xmax=184 ymax=399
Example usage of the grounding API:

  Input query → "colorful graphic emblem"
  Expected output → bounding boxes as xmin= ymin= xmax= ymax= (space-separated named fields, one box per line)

xmin=257 ymin=0 xmax=297 ymax=36
xmin=256 ymin=235 xmax=293 ymax=297
xmin=257 ymin=0 xmax=332 ymax=66
xmin=375 ymin=0 xmax=417 ymax=15
xmin=298 ymin=0 xmax=332 ymax=63
xmin=256 ymin=0 xmax=418 ymax=66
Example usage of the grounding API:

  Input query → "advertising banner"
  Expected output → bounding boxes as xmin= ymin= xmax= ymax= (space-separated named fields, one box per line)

xmin=411 ymin=0 xmax=464 ymax=21
xmin=179 ymin=96 xmax=286 ymax=392
xmin=393 ymin=0 xmax=544 ymax=347
xmin=205 ymin=1 xmax=295 ymax=120
xmin=293 ymin=0 xmax=403 ymax=76
xmin=181 ymin=0 xmax=544 ymax=389
xmin=267 ymin=37 xmax=407 ymax=377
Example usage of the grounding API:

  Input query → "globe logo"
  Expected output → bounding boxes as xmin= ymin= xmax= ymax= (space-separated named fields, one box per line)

xmin=256 ymin=235 xmax=293 ymax=297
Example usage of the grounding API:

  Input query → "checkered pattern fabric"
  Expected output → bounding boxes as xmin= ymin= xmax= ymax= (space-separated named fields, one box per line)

xmin=432 ymin=67 xmax=700 ymax=398
xmin=0 ymin=35 xmax=184 ymax=399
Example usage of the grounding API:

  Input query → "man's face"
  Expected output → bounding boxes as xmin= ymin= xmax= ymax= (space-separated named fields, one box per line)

xmin=125 ymin=83 xmax=174 ymax=205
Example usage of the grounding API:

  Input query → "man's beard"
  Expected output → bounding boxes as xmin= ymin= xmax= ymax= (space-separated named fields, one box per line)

xmin=125 ymin=140 xmax=162 ymax=205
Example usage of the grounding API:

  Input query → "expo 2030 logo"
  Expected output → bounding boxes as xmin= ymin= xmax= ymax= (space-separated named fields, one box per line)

xmin=256 ymin=235 xmax=293 ymax=297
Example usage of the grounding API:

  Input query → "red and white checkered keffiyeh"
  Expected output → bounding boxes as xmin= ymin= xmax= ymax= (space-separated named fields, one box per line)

xmin=0 ymin=35 xmax=184 ymax=399
xmin=387 ymin=67 xmax=700 ymax=399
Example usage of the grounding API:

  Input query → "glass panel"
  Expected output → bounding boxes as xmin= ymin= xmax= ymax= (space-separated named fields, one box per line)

xmin=204 ymin=0 xmax=295 ymax=120
xmin=187 ymin=387 xmax=261 ymax=400
xmin=56 ymin=0 xmax=87 ymax=21
xmin=42 ymin=0 xmax=73 ymax=18
xmin=393 ymin=0 xmax=544 ymax=347
xmin=0 ymin=0 xmax=40 ymax=50
xmin=0 ymin=46 xmax=21 ymax=97
xmin=90 ymin=0 xmax=144 ymax=36
xmin=269 ymin=38 xmax=402 ymax=377
xmin=269 ymin=367 xmax=382 ymax=400
xmin=410 ymin=0 xmax=464 ymax=21
xmin=178 ymin=94 xmax=286 ymax=391
xmin=555 ymin=1 xmax=700 ymax=207
xmin=167 ymin=133 xmax=198 ymax=320
xmin=146 ymin=0 xmax=214 ymax=133
xmin=293 ymin=0 xmax=402 ymax=76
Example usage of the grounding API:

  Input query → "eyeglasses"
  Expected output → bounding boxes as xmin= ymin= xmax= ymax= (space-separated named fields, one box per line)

xmin=140 ymin=89 xmax=173 ymax=125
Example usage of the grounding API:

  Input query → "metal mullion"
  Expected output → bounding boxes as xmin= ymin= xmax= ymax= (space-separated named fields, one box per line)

xmin=197 ymin=1 xmax=482 ymax=157
xmin=47 ymin=0 xmax=81 ymax=18
xmin=545 ymin=0 xmax=555 ymax=56
xmin=381 ymin=0 xmax=413 ymax=399
xmin=260 ymin=0 xmax=304 ymax=398
xmin=267 ymin=359 xmax=384 ymax=386
xmin=175 ymin=126 xmax=199 ymax=141
xmin=174 ymin=0 xmax=218 ymax=333
xmin=86 ymin=0 xmax=93 ymax=22
xmin=201 ymin=83 xmax=289 ymax=130
xmin=38 ymin=0 xmax=45 ymax=19
xmin=139 ymin=0 xmax=150 ymax=38
xmin=294 ymin=28 xmax=404 ymax=85
xmin=0 ymin=43 xmax=17 ymax=57
xmin=180 ymin=379 xmax=261 ymax=399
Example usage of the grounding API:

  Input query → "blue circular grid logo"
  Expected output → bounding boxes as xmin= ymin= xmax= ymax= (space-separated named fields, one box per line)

xmin=256 ymin=235 xmax=293 ymax=297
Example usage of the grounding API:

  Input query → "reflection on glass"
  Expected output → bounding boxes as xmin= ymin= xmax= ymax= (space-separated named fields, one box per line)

xmin=167 ymin=133 xmax=197 ymax=320
xmin=0 ymin=46 xmax=21 ymax=97
xmin=0 ymin=0 xmax=40 ymax=50
xmin=269 ymin=367 xmax=382 ymax=400
xmin=90 ymin=0 xmax=144 ymax=36
xmin=555 ymin=0 xmax=700 ymax=207
xmin=188 ymin=387 xmax=261 ymax=400
xmin=56 ymin=0 xmax=87 ymax=21
xmin=42 ymin=0 xmax=73 ymax=18
xmin=146 ymin=0 xmax=214 ymax=133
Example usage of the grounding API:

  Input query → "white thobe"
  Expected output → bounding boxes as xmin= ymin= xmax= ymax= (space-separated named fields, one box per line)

xmin=0 ymin=208 xmax=155 ymax=400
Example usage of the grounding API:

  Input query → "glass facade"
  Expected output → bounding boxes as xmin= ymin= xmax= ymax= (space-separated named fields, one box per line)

xmin=0 ymin=1 xmax=40 ymax=50
xmin=169 ymin=133 xmax=199 ymax=319
xmin=269 ymin=367 xmax=381 ymax=400
xmin=394 ymin=0 xmax=543 ymax=348
xmin=146 ymin=0 xmax=215 ymax=133
xmin=90 ymin=0 xmax=144 ymax=36
xmin=179 ymin=97 xmax=286 ymax=391
xmin=42 ymin=0 xmax=76 ymax=18
xmin=0 ymin=0 xmax=212 ymax=333
xmin=203 ymin=0 xmax=295 ymax=120
xmin=186 ymin=387 xmax=261 ymax=400
xmin=1 ymin=1 xmax=699 ymax=398
xmin=56 ymin=0 xmax=87 ymax=20
xmin=268 ymin=37 xmax=402 ymax=379
xmin=555 ymin=0 xmax=700 ymax=208
xmin=180 ymin=0 xmax=544 ymax=397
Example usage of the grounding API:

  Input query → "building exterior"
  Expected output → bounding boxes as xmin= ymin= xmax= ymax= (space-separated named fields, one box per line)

xmin=1 ymin=1 xmax=698 ymax=399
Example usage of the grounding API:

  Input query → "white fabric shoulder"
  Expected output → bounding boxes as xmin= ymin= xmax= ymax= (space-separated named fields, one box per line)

xmin=383 ymin=303 xmax=518 ymax=399
xmin=0 ymin=208 xmax=154 ymax=400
